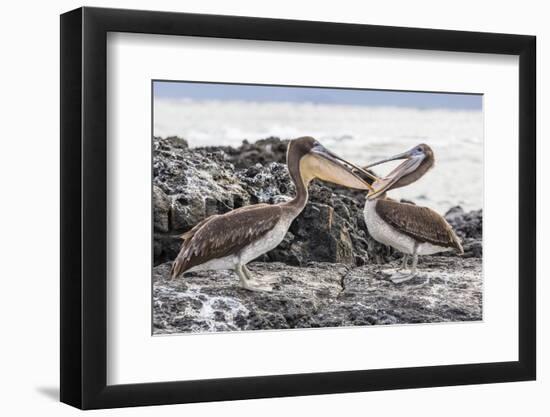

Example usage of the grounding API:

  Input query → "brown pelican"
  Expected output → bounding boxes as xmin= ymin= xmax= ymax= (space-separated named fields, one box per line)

xmin=364 ymin=144 xmax=463 ymax=283
xmin=171 ymin=136 xmax=378 ymax=291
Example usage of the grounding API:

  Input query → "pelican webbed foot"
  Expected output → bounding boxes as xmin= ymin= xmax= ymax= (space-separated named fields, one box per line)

xmin=390 ymin=272 xmax=433 ymax=286
xmin=389 ymin=271 xmax=417 ymax=284
xmin=242 ymin=281 xmax=273 ymax=292
xmin=260 ymin=276 xmax=279 ymax=284
xmin=389 ymin=249 xmax=421 ymax=284
xmin=236 ymin=265 xmax=273 ymax=292
xmin=399 ymin=255 xmax=409 ymax=271
xmin=243 ymin=265 xmax=280 ymax=285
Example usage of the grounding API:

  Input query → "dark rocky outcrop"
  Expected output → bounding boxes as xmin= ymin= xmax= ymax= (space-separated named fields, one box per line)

xmin=153 ymin=136 xmax=482 ymax=266
xmin=199 ymin=136 xmax=289 ymax=169
xmin=152 ymin=136 xmax=483 ymax=333
xmin=153 ymin=136 xmax=251 ymax=264
xmin=444 ymin=206 xmax=483 ymax=258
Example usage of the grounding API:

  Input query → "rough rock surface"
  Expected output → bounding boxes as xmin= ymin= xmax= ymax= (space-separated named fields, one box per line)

xmin=153 ymin=136 xmax=252 ymax=264
xmin=444 ymin=206 xmax=483 ymax=258
xmin=153 ymin=136 xmax=482 ymax=266
xmin=199 ymin=136 xmax=289 ymax=169
xmin=153 ymin=257 xmax=482 ymax=333
xmin=152 ymin=136 xmax=483 ymax=332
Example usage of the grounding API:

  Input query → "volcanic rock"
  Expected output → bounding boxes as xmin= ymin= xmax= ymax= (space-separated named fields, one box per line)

xmin=153 ymin=136 xmax=483 ymax=266
xmin=153 ymin=257 xmax=482 ymax=333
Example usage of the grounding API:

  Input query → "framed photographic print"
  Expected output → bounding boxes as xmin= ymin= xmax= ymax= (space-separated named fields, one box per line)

xmin=60 ymin=6 xmax=536 ymax=410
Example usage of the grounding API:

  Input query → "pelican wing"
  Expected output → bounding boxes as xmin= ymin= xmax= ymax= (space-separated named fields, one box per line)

xmin=178 ymin=204 xmax=270 ymax=241
xmin=171 ymin=204 xmax=282 ymax=278
xmin=375 ymin=199 xmax=463 ymax=253
xmin=179 ymin=215 xmax=219 ymax=241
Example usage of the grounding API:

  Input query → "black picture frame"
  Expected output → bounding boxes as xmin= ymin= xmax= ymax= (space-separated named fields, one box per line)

xmin=60 ymin=6 xmax=536 ymax=410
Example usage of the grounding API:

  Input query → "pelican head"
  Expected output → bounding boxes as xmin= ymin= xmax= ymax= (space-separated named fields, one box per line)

xmin=366 ymin=143 xmax=435 ymax=199
xmin=287 ymin=136 xmax=378 ymax=191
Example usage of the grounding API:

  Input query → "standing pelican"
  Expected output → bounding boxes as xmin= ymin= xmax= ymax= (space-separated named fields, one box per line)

xmin=364 ymin=144 xmax=463 ymax=283
xmin=171 ymin=136 xmax=378 ymax=291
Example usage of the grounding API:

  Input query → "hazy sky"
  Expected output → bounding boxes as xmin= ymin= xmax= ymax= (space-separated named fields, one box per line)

xmin=153 ymin=81 xmax=482 ymax=110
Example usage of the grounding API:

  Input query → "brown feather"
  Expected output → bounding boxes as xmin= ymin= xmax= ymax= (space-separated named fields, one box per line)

xmin=375 ymin=199 xmax=463 ymax=253
xmin=170 ymin=204 xmax=283 ymax=279
xmin=178 ymin=204 xmax=271 ymax=241
xmin=179 ymin=215 xmax=218 ymax=241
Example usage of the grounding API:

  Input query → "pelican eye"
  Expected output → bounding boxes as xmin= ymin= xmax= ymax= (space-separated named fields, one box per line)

xmin=312 ymin=142 xmax=323 ymax=152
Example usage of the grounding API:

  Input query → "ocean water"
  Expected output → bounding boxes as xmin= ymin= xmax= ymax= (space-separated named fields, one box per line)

xmin=154 ymin=99 xmax=483 ymax=213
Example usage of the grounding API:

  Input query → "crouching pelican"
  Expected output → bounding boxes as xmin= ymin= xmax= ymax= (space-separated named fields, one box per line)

xmin=364 ymin=144 xmax=463 ymax=283
xmin=171 ymin=136 xmax=378 ymax=291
